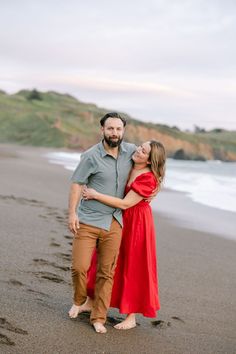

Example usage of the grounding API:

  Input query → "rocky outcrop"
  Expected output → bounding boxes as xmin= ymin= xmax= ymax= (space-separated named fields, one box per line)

xmin=125 ymin=125 xmax=236 ymax=161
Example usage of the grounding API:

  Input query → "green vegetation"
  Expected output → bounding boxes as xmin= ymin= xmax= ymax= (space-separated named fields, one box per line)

xmin=0 ymin=89 xmax=235 ymax=160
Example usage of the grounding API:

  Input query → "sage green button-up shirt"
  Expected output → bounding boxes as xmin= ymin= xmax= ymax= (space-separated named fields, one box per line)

xmin=71 ymin=141 xmax=136 ymax=230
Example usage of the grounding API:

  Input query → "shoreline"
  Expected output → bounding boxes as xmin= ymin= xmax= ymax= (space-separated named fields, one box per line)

xmin=152 ymin=188 xmax=236 ymax=241
xmin=0 ymin=143 xmax=236 ymax=354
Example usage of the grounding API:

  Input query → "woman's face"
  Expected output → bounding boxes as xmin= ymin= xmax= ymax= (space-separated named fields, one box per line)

xmin=132 ymin=141 xmax=151 ymax=164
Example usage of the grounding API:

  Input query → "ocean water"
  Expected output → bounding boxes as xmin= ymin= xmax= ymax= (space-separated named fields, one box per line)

xmin=46 ymin=152 xmax=236 ymax=214
xmin=165 ymin=159 xmax=236 ymax=213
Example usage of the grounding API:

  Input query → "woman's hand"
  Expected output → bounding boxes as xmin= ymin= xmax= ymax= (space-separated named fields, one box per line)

xmin=82 ymin=186 xmax=99 ymax=200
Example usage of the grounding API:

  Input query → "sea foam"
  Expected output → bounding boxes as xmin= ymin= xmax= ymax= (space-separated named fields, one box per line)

xmin=46 ymin=152 xmax=236 ymax=214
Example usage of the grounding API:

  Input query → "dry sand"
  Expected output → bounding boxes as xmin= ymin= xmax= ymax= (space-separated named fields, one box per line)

xmin=0 ymin=143 xmax=235 ymax=354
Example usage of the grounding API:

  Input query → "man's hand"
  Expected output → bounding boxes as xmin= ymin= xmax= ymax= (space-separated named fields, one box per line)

xmin=68 ymin=183 xmax=83 ymax=234
xmin=68 ymin=212 xmax=80 ymax=234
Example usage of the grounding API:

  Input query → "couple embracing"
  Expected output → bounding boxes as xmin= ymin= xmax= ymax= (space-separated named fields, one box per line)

xmin=68 ymin=112 xmax=166 ymax=333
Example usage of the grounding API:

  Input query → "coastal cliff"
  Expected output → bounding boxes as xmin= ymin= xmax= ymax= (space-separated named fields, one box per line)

xmin=0 ymin=89 xmax=235 ymax=161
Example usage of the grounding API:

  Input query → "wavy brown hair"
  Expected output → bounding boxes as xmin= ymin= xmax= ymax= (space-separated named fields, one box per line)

xmin=149 ymin=140 xmax=166 ymax=187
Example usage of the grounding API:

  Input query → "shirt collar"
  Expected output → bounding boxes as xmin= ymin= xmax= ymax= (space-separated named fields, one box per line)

xmin=98 ymin=140 xmax=127 ymax=157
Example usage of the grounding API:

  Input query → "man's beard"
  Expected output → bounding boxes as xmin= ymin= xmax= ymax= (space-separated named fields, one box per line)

xmin=103 ymin=135 xmax=123 ymax=148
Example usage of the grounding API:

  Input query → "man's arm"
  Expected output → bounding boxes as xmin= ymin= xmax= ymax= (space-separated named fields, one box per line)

xmin=68 ymin=183 xmax=83 ymax=234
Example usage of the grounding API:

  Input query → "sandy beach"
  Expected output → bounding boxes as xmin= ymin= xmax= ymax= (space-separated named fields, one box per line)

xmin=0 ymin=143 xmax=236 ymax=354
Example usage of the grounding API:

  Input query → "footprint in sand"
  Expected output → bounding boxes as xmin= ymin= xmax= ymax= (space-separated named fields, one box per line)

xmin=64 ymin=235 xmax=73 ymax=240
xmin=0 ymin=195 xmax=44 ymax=207
xmin=8 ymin=279 xmax=23 ymax=286
xmin=39 ymin=214 xmax=48 ymax=219
xmin=26 ymin=288 xmax=49 ymax=297
xmin=50 ymin=241 xmax=61 ymax=247
xmin=33 ymin=271 xmax=66 ymax=283
xmin=55 ymin=252 xmax=71 ymax=262
xmin=171 ymin=316 xmax=185 ymax=323
xmin=0 ymin=333 xmax=15 ymax=346
xmin=64 ymin=235 xmax=73 ymax=246
xmin=151 ymin=320 xmax=171 ymax=329
xmin=33 ymin=258 xmax=70 ymax=272
xmin=0 ymin=318 xmax=28 ymax=335
xmin=151 ymin=316 xmax=185 ymax=329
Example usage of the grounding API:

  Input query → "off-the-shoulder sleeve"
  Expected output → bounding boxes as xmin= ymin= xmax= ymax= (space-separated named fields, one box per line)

xmin=131 ymin=173 xmax=157 ymax=198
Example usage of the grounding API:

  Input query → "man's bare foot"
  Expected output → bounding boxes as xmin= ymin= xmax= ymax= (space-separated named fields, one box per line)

xmin=93 ymin=322 xmax=107 ymax=333
xmin=114 ymin=313 xmax=136 ymax=330
xmin=68 ymin=297 xmax=93 ymax=318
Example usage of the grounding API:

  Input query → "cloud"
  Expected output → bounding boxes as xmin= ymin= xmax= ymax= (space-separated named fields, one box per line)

xmin=0 ymin=0 xmax=236 ymax=129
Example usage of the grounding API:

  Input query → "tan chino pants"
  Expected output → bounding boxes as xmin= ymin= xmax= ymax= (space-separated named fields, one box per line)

xmin=71 ymin=218 xmax=122 ymax=324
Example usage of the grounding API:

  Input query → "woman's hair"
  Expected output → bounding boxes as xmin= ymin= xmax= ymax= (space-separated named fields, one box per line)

xmin=149 ymin=140 xmax=166 ymax=187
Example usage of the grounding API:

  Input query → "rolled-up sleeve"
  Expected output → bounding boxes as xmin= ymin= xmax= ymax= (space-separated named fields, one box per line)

xmin=71 ymin=153 xmax=96 ymax=185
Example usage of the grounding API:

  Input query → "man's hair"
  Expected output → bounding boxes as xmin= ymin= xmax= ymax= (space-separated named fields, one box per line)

xmin=100 ymin=112 xmax=127 ymax=127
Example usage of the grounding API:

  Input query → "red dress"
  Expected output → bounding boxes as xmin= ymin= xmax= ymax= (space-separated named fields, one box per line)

xmin=87 ymin=172 xmax=160 ymax=317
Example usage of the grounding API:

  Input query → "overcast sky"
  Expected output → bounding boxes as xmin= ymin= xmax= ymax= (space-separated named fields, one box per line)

xmin=0 ymin=0 xmax=236 ymax=130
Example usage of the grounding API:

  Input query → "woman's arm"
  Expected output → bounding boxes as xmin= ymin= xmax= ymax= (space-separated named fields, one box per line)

xmin=83 ymin=187 xmax=143 ymax=210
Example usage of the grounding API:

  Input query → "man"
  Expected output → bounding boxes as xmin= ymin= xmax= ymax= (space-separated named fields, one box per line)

xmin=68 ymin=112 xmax=136 ymax=333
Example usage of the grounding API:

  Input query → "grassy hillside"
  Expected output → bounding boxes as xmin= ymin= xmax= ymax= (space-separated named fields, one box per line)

xmin=0 ymin=89 xmax=236 ymax=161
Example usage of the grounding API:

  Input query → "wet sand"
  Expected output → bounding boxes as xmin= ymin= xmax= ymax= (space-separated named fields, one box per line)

xmin=0 ymin=143 xmax=236 ymax=354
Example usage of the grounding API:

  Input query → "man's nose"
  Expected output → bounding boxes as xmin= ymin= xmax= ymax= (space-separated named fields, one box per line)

xmin=112 ymin=129 xmax=119 ymax=134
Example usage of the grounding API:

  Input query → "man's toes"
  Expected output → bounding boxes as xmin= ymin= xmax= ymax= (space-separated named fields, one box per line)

xmin=68 ymin=305 xmax=79 ymax=318
xmin=93 ymin=322 xmax=107 ymax=333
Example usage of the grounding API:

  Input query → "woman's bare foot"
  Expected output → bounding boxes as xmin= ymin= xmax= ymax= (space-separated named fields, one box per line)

xmin=114 ymin=313 xmax=136 ymax=330
xmin=93 ymin=322 xmax=107 ymax=333
xmin=68 ymin=297 xmax=93 ymax=318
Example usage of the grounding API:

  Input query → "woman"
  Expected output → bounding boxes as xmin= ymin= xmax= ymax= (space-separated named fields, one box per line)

xmin=83 ymin=140 xmax=166 ymax=330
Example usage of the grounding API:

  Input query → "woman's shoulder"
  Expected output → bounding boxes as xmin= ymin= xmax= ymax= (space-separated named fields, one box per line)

xmin=131 ymin=172 xmax=157 ymax=197
xmin=135 ymin=171 xmax=156 ymax=185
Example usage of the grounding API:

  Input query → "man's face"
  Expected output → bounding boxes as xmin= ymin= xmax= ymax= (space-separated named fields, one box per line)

xmin=102 ymin=118 xmax=125 ymax=148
